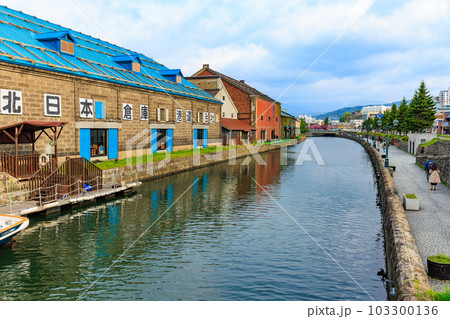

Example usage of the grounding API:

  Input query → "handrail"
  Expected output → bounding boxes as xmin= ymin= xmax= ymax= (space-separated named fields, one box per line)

xmin=0 ymin=150 xmax=51 ymax=179
xmin=30 ymin=157 xmax=103 ymax=203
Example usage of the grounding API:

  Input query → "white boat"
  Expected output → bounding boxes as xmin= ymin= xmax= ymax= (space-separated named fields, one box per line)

xmin=0 ymin=214 xmax=29 ymax=247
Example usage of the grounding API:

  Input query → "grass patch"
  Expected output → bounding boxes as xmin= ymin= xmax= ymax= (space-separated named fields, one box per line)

xmin=95 ymin=146 xmax=231 ymax=170
xmin=419 ymin=287 xmax=450 ymax=301
xmin=429 ymin=253 xmax=450 ymax=264
xmin=420 ymin=138 xmax=440 ymax=147
xmin=404 ymin=193 xmax=418 ymax=199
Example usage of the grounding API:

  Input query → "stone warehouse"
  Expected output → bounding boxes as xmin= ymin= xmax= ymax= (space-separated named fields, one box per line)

xmin=0 ymin=6 xmax=221 ymax=163
xmin=189 ymin=64 xmax=280 ymax=141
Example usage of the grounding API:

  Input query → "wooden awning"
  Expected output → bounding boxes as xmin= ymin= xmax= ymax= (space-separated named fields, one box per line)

xmin=0 ymin=121 xmax=67 ymax=144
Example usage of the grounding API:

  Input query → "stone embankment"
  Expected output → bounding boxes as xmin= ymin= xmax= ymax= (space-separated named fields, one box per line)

xmin=416 ymin=140 xmax=450 ymax=186
xmin=104 ymin=138 xmax=305 ymax=183
xmin=340 ymin=133 xmax=431 ymax=301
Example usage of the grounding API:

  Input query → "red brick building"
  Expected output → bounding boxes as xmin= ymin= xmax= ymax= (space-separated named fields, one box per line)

xmin=190 ymin=65 xmax=280 ymax=141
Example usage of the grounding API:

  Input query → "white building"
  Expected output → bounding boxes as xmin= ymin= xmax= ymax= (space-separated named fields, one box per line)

xmin=439 ymin=88 xmax=450 ymax=107
xmin=361 ymin=105 xmax=392 ymax=120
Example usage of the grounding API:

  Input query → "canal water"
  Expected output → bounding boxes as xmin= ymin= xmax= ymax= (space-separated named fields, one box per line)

xmin=0 ymin=137 xmax=386 ymax=301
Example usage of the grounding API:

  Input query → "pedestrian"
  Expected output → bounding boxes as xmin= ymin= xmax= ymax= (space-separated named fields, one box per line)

xmin=424 ymin=157 xmax=434 ymax=182
xmin=382 ymin=142 xmax=386 ymax=153
xmin=429 ymin=164 xmax=441 ymax=191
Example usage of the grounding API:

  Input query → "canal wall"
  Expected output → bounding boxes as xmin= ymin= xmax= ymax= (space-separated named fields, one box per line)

xmin=339 ymin=133 xmax=431 ymax=301
xmin=104 ymin=137 xmax=306 ymax=183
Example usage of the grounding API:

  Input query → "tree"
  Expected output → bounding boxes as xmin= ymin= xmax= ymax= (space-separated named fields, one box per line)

xmin=344 ymin=112 xmax=351 ymax=122
xmin=397 ymin=98 xmax=409 ymax=134
xmin=362 ymin=118 xmax=374 ymax=132
xmin=339 ymin=116 xmax=345 ymax=123
xmin=382 ymin=109 xmax=391 ymax=127
xmin=300 ymin=118 xmax=310 ymax=132
xmin=324 ymin=117 xmax=329 ymax=126
xmin=407 ymin=81 xmax=436 ymax=132
xmin=389 ymin=103 xmax=398 ymax=126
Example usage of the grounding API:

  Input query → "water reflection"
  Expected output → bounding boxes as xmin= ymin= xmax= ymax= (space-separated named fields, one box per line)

xmin=0 ymin=137 xmax=385 ymax=301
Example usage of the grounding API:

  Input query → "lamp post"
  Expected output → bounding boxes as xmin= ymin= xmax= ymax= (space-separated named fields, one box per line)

xmin=379 ymin=119 xmax=399 ymax=167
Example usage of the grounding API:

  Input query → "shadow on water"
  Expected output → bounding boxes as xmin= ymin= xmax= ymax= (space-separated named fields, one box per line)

xmin=0 ymin=137 xmax=386 ymax=301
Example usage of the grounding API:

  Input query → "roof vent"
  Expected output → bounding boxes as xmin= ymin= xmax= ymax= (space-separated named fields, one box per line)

xmin=112 ymin=54 xmax=142 ymax=73
xmin=240 ymin=80 xmax=245 ymax=83
xmin=158 ymin=69 xmax=184 ymax=84
xmin=203 ymin=64 xmax=209 ymax=69
xmin=35 ymin=30 xmax=76 ymax=55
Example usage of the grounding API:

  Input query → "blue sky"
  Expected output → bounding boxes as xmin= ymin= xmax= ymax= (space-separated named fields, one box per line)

xmin=3 ymin=0 xmax=450 ymax=115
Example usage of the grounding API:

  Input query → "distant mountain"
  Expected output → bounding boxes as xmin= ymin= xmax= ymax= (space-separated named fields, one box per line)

xmin=313 ymin=101 xmax=408 ymax=120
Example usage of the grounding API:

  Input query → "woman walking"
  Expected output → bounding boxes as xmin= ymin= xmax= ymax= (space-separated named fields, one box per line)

xmin=429 ymin=164 xmax=441 ymax=191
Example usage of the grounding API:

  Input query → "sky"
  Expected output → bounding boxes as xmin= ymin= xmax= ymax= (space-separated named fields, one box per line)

xmin=3 ymin=0 xmax=450 ymax=115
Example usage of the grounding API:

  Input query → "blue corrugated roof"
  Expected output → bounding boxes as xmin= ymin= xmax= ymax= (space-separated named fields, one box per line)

xmin=0 ymin=6 xmax=220 ymax=104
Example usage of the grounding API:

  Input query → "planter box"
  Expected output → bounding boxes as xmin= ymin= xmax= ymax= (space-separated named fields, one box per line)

xmin=403 ymin=194 xmax=419 ymax=211
xmin=427 ymin=258 xmax=450 ymax=280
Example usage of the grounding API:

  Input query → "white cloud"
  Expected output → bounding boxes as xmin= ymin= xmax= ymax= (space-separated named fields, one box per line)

xmin=2 ymin=0 xmax=450 ymax=114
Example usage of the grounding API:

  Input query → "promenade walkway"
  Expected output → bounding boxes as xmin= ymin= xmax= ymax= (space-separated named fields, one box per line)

xmin=389 ymin=146 xmax=450 ymax=291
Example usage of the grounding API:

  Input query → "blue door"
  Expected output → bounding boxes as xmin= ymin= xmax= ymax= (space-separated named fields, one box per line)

xmin=151 ymin=129 xmax=158 ymax=154
xmin=203 ymin=129 xmax=208 ymax=148
xmin=80 ymin=129 xmax=91 ymax=161
xmin=108 ymin=129 xmax=118 ymax=159
xmin=167 ymin=129 xmax=173 ymax=152
xmin=193 ymin=129 xmax=198 ymax=149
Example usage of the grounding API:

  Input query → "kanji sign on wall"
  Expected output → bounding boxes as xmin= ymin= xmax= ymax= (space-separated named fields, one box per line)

xmin=44 ymin=94 xmax=61 ymax=117
xmin=1 ymin=89 xmax=22 ymax=115
xmin=140 ymin=105 xmax=149 ymax=121
xmin=186 ymin=110 xmax=192 ymax=123
xmin=123 ymin=103 xmax=133 ymax=120
xmin=176 ymin=109 xmax=182 ymax=123
xmin=210 ymin=112 xmax=215 ymax=124
xmin=203 ymin=112 xmax=209 ymax=124
xmin=79 ymin=98 xmax=94 ymax=118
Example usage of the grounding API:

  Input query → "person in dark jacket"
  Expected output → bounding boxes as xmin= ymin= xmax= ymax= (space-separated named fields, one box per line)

xmin=424 ymin=157 xmax=434 ymax=182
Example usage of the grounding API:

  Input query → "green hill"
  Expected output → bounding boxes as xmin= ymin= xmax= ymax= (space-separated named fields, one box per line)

xmin=314 ymin=101 xmax=407 ymax=120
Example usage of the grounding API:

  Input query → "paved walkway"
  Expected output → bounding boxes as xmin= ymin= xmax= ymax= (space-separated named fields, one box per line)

xmin=389 ymin=146 xmax=450 ymax=291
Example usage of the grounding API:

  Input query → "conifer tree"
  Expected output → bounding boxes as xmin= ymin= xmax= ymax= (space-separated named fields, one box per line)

xmin=397 ymin=98 xmax=409 ymax=134
xmin=407 ymin=81 xmax=436 ymax=132
xmin=389 ymin=103 xmax=398 ymax=126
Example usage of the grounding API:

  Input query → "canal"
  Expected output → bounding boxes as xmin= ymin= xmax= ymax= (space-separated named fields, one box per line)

xmin=0 ymin=137 xmax=386 ymax=301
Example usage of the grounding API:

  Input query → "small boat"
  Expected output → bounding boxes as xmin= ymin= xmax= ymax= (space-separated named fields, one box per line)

xmin=0 ymin=214 xmax=29 ymax=247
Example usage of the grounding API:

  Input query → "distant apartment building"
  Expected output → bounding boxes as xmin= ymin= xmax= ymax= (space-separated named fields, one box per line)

xmin=439 ymin=88 xmax=450 ymax=107
xmin=361 ymin=105 xmax=392 ymax=120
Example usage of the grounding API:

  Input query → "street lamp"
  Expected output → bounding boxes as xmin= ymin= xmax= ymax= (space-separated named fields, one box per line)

xmin=383 ymin=119 xmax=399 ymax=167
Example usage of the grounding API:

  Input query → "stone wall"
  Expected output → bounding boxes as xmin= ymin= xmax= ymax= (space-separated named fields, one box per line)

xmin=340 ymin=133 xmax=431 ymax=301
xmin=416 ymin=155 xmax=450 ymax=186
xmin=417 ymin=140 xmax=450 ymax=157
xmin=0 ymin=172 xmax=29 ymax=206
xmin=398 ymin=140 xmax=408 ymax=153
xmin=416 ymin=140 xmax=450 ymax=186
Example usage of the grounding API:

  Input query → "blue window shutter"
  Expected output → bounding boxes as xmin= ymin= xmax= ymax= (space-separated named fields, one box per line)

xmin=80 ymin=129 xmax=91 ymax=161
xmin=108 ymin=129 xmax=118 ymax=159
xmin=95 ymin=101 xmax=105 ymax=119
xmin=151 ymin=129 xmax=158 ymax=153
xmin=193 ymin=129 xmax=198 ymax=149
xmin=203 ymin=129 xmax=208 ymax=148
xmin=167 ymin=129 xmax=173 ymax=152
